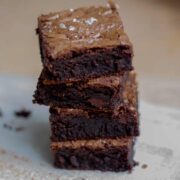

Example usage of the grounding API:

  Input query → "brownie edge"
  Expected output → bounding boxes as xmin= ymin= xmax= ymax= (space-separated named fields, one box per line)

xmin=51 ymin=137 xmax=135 ymax=172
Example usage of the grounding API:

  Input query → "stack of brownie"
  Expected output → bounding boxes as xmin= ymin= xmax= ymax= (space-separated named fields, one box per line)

xmin=33 ymin=1 xmax=139 ymax=172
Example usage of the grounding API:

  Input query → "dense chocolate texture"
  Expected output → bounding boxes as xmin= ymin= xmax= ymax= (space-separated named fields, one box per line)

xmin=50 ymin=107 xmax=139 ymax=141
xmin=51 ymin=137 xmax=135 ymax=172
xmin=33 ymin=69 xmax=129 ymax=111
xmin=37 ymin=3 xmax=133 ymax=83
xmin=49 ymin=73 xmax=139 ymax=141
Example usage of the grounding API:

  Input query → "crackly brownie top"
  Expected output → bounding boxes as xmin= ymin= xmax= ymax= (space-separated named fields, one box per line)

xmin=38 ymin=1 xmax=132 ymax=59
xmin=51 ymin=137 xmax=133 ymax=149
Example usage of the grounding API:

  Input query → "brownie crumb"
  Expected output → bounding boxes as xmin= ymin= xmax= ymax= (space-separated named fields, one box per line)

xmin=142 ymin=164 xmax=148 ymax=169
xmin=14 ymin=108 xmax=31 ymax=118
xmin=13 ymin=154 xmax=29 ymax=162
xmin=3 ymin=123 xmax=13 ymax=130
xmin=0 ymin=109 xmax=2 ymax=117
xmin=134 ymin=161 xmax=139 ymax=166
xmin=0 ymin=149 xmax=6 ymax=154
xmin=15 ymin=127 xmax=25 ymax=132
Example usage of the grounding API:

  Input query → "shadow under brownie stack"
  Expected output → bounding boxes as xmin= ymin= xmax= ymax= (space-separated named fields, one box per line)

xmin=33 ymin=1 xmax=139 ymax=172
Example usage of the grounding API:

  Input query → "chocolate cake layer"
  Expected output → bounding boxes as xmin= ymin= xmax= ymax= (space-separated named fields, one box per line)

xmin=51 ymin=137 xmax=135 ymax=172
xmin=33 ymin=69 xmax=130 ymax=111
xmin=49 ymin=72 xmax=139 ymax=141
xmin=37 ymin=2 xmax=133 ymax=83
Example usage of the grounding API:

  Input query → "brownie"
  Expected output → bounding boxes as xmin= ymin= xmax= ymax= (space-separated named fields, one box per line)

xmin=33 ymin=69 xmax=129 ymax=111
xmin=37 ymin=2 xmax=133 ymax=83
xmin=49 ymin=73 xmax=139 ymax=141
xmin=51 ymin=137 xmax=135 ymax=172
xmin=50 ymin=107 xmax=139 ymax=141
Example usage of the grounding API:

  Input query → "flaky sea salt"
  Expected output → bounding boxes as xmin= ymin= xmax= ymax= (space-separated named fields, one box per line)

xmin=85 ymin=17 xmax=97 ymax=25
xmin=59 ymin=23 xmax=67 ymax=29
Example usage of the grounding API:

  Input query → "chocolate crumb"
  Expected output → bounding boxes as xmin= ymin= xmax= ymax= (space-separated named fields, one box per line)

xmin=73 ymin=178 xmax=85 ymax=180
xmin=0 ymin=109 xmax=2 ymax=117
xmin=13 ymin=154 xmax=29 ymax=162
xmin=0 ymin=149 xmax=6 ymax=154
xmin=3 ymin=123 xmax=13 ymax=130
xmin=14 ymin=108 xmax=31 ymax=118
xmin=15 ymin=127 xmax=25 ymax=132
xmin=134 ymin=161 xmax=139 ymax=166
xmin=142 ymin=164 xmax=148 ymax=169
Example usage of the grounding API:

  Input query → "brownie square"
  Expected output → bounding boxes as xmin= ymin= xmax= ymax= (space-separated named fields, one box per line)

xmin=50 ymin=107 xmax=139 ymax=141
xmin=37 ymin=2 xmax=133 ymax=83
xmin=51 ymin=137 xmax=136 ymax=172
xmin=33 ymin=69 xmax=130 ymax=111
xmin=49 ymin=72 xmax=139 ymax=141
